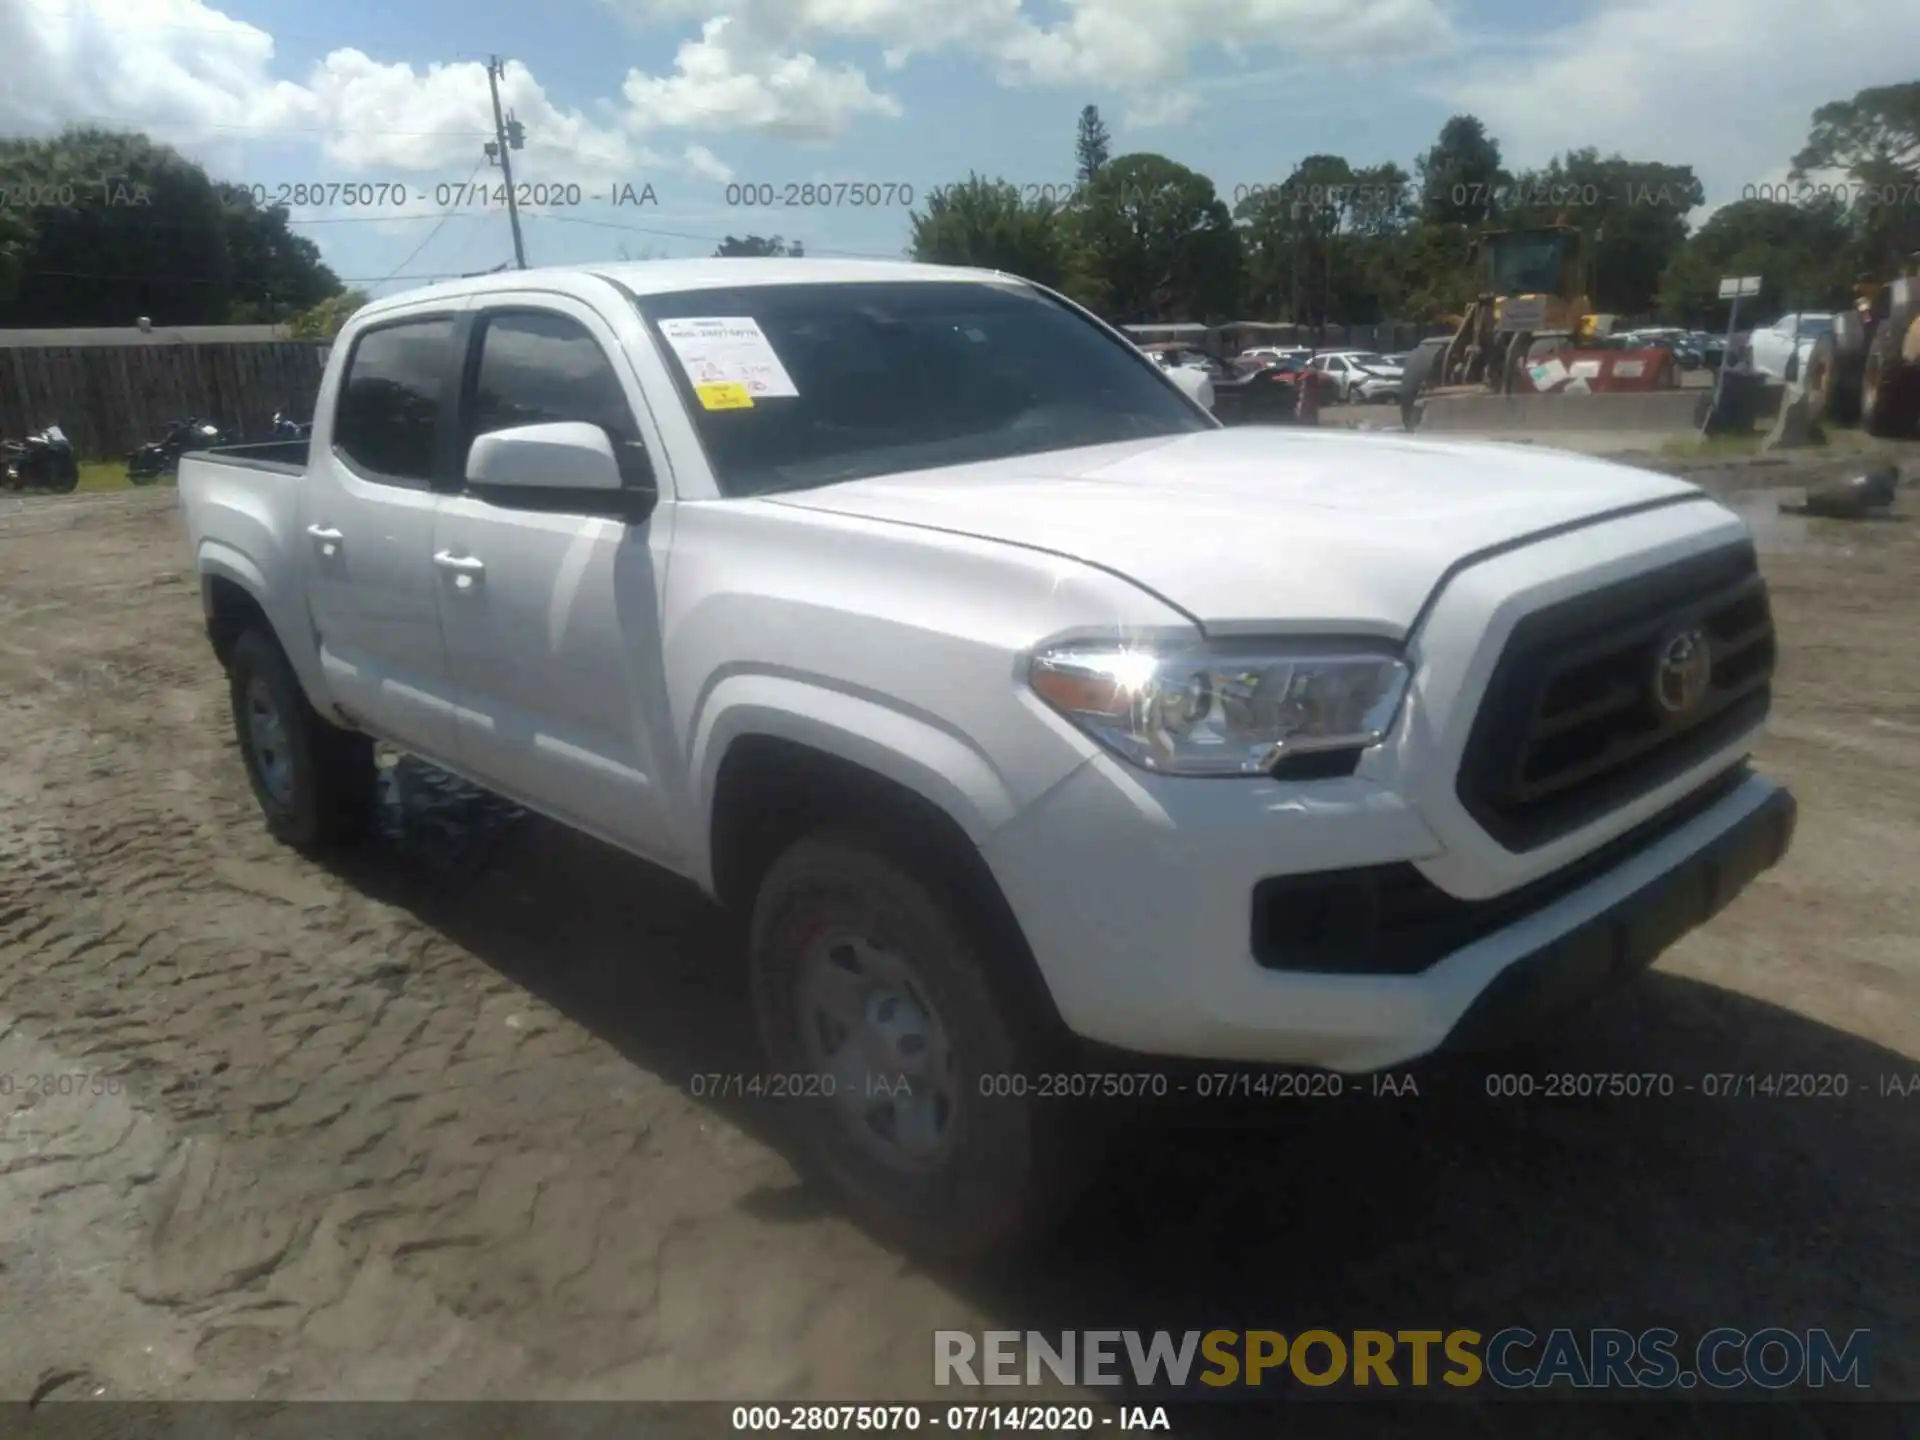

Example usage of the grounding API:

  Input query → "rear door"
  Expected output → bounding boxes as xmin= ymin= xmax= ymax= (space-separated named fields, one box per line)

xmin=430 ymin=295 xmax=681 ymax=864
xmin=300 ymin=307 xmax=467 ymax=761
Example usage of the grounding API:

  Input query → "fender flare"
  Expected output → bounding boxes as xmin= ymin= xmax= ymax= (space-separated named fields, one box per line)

xmin=195 ymin=541 xmax=335 ymax=716
xmin=689 ymin=671 xmax=1021 ymax=889
xmin=196 ymin=539 xmax=271 ymax=613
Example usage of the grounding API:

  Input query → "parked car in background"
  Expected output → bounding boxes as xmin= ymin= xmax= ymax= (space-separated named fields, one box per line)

xmin=1686 ymin=332 xmax=1727 ymax=370
xmin=1744 ymin=313 xmax=1834 ymax=382
xmin=1236 ymin=347 xmax=1313 ymax=372
xmin=1310 ymin=351 xmax=1405 ymax=403
xmin=1622 ymin=329 xmax=1704 ymax=371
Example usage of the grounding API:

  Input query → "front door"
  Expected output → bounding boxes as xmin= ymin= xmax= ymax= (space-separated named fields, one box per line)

xmin=431 ymin=299 xmax=679 ymax=864
xmin=300 ymin=310 xmax=465 ymax=761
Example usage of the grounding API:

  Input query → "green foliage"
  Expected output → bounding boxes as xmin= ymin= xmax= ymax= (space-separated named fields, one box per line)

xmin=285 ymin=289 xmax=370 ymax=340
xmin=1075 ymin=106 xmax=1112 ymax=184
xmin=907 ymin=172 xmax=1101 ymax=304
xmin=1070 ymin=154 xmax=1240 ymax=322
xmin=1416 ymin=115 xmax=1508 ymax=226
xmin=713 ymin=235 xmax=792 ymax=256
xmin=0 ymin=127 xmax=343 ymax=326
xmin=1789 ymin=82 xmax=1920 ymax=274
xmin=1657 ymin=199 xmax=1853 ymax=322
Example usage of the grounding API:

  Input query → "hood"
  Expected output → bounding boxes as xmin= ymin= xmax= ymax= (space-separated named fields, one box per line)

xmin=767 ymin=427 xmax=1707 ymax=635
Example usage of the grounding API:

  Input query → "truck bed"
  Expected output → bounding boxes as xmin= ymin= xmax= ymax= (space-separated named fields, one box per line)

xmin=188 ymin=439 xmax=310 ymax=476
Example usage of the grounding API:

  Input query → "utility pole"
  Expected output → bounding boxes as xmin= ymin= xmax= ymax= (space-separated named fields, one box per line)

xmin=485 ymin=56 xmax=528 ymax=269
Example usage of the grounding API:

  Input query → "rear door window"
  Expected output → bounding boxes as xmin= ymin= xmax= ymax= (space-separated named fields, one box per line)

xmin=334 ymin=317 xmax=458 ymax=485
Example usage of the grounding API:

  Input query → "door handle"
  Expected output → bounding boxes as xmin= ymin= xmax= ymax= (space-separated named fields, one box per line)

xmin=307 ymin=524 xmax=343 ymax=541
xmin=433 ymin=551 xmax=485 ymax=574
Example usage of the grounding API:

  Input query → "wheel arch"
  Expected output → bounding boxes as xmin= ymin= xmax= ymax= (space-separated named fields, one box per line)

xmin=699 ymin=690 xmax=1067 ymax=1036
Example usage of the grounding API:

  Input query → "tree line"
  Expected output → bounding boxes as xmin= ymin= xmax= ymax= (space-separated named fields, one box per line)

xmin=907 ymin=84 xmax=1920 ymax=329
xmin=1 ymin=83 xmax=1914 ymax=338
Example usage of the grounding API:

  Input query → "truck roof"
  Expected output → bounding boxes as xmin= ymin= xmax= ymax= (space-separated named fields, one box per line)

xmin=356 ymin=257 xmax=1024 ymax=321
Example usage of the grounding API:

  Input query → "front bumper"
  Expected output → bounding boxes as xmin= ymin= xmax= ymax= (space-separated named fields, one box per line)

xmin=982 ymin=760 xmax=1793 ymax=1071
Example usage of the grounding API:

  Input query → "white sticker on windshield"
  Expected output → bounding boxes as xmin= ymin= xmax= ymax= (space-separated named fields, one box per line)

xmin=657 ymin=317 xmax=798 ymax=399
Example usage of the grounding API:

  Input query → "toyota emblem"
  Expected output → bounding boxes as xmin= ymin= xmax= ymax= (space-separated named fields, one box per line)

xmin=1653 ymin=628 xmax=1713 ymax=716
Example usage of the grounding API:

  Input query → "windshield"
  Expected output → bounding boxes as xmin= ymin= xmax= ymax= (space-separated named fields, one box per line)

xmin=1349 ymin=353 xmax=1394 ymax=368
xmin=1485 ymin=231 xmax=1569 ymax=295
xmin=631 ymin=281 xmax=1210 ymax=496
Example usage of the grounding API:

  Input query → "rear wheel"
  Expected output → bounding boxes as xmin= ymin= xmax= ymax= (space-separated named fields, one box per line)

xmin=227 ymin=628 xmax=375 ymax=852
xmin=748 ymin=833 xmax=1096 ymax=1261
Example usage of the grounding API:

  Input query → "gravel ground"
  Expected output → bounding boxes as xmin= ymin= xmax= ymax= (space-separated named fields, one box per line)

xmin=0 ymin=466 xmax=1916 ymax=1417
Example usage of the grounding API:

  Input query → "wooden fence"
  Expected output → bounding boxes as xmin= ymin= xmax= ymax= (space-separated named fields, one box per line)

xmin=0 ymin=342 xmax=329 ymax=459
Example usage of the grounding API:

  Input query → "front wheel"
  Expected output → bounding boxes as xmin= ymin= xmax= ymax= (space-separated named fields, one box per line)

xmin=748 ymin=834 xmax=1096 ymax=1261
xmin=226 ymin=628 xmax=375 ymax=852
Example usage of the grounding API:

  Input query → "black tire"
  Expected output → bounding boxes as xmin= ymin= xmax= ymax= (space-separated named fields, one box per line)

xmin=748 ymin=832 xmax=1095 ymax=1262
xmin=1802 ymin=332 xmax=1837 ymax=428
xmin=49 ymin=456 xmax=79 ymax=493
xmin=1861 ymin=327 xmax=1920 ymax=438
xmin=226 ymin=628 xmax=375 ymax=852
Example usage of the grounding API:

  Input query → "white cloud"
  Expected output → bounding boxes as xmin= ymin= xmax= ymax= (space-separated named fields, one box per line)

xmin=1435 ymin=0 xmax=1920 ymax=208
xmin=603 ymin=0 xmax=1452 ymax=124
xmin=683 ymin=143 xmax=735 ymax=181
xmin=618 ymin=16 xmax=901 ymax=140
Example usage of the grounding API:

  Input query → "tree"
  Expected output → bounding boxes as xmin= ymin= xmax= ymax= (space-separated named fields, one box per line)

xmin=1075 ymin=105 xmax=1112 ymax=184
xmin=1791 ymin=82 xmax=1920 ymax=179
xmin=218 ymin=183 xmax=343 ymax=323
xmin=907 ymin=173 xmax=1097 ymax=301
xmin=0 ymin=206 xmax=27 ymax=309
xmin=1075 ymin=154 xmax=1240 ymax=322
xmin=1790 ymin=82 xmax=1920 ymax=275
xmin=1235 ymin=157 xmax=1415 ymax=325
xmin=1416 ymin=114 xmax=1508 ymax=227
xmin=286 ymin=289 xmax=370 ymax=340
xmin=713 ymin=234 xmax=790 ymax=256
xmin=1657 ymin=198 xmax=1852 ymax=324
xmin=0 ymin=127 xmax=341 ymax=327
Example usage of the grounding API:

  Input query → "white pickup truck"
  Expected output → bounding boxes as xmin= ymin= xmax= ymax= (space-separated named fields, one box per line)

xmin=181 ymin=258 xmax=1795 ymax=1258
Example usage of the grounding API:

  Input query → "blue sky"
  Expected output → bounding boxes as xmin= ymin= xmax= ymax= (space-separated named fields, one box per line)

xmin=6 ymin=0 xmax=1919 ymax=300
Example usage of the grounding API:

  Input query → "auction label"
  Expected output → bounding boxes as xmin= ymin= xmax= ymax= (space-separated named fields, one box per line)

xmin=659 ymin=316 xmax=799 ymax=398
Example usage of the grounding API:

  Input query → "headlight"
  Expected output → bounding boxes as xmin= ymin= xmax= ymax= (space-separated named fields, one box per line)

xmin=1028 ymin=643 xmax=1409 ymax=776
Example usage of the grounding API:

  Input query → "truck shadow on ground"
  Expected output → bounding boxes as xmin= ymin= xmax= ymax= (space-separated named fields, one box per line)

xmin=326 ymin=760 xmax=1916 ymax=1427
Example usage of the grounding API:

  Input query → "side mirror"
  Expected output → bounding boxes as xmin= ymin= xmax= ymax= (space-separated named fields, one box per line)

xmin=1167 ymin=365 xmax=1214 ymax=412
xmin=465 ymin=421 xmax=654 ymax=517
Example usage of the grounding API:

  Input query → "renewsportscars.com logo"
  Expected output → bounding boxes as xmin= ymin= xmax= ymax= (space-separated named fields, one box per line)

xmin=934 ymin=1328 xmax=1872 ymax=1392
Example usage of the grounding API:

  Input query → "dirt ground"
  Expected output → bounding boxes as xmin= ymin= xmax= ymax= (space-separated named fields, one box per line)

xmin=1 ymin=450 xmax=1917 ymax=1419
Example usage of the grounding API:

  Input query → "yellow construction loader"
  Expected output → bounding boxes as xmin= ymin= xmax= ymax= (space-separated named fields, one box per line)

xmin=1414 ymin=222 xmax=1677 ymax=416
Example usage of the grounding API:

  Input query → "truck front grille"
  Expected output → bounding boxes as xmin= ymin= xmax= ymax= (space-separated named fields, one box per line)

xmin=1457 ymin=542 xmax=1774 ymax=851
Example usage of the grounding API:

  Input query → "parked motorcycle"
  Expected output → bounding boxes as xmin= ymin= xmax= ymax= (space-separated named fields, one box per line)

xmin=1 ymin=423 xmax=80 ymax=493
xmin=270 ymin=411 xmax=312 ymax=440
xmin=127 ymin=418 xmax=227 ymax=486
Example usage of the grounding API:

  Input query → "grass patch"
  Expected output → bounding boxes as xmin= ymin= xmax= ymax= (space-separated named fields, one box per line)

xmin=75 ymin=461 xmax=173 ymax=493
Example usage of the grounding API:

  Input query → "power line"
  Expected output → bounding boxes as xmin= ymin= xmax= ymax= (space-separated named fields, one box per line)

xmin=527 ymin=211 xmax=902 ymax=260
xmin=371 ymin=159 xmax=488 ymax=287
